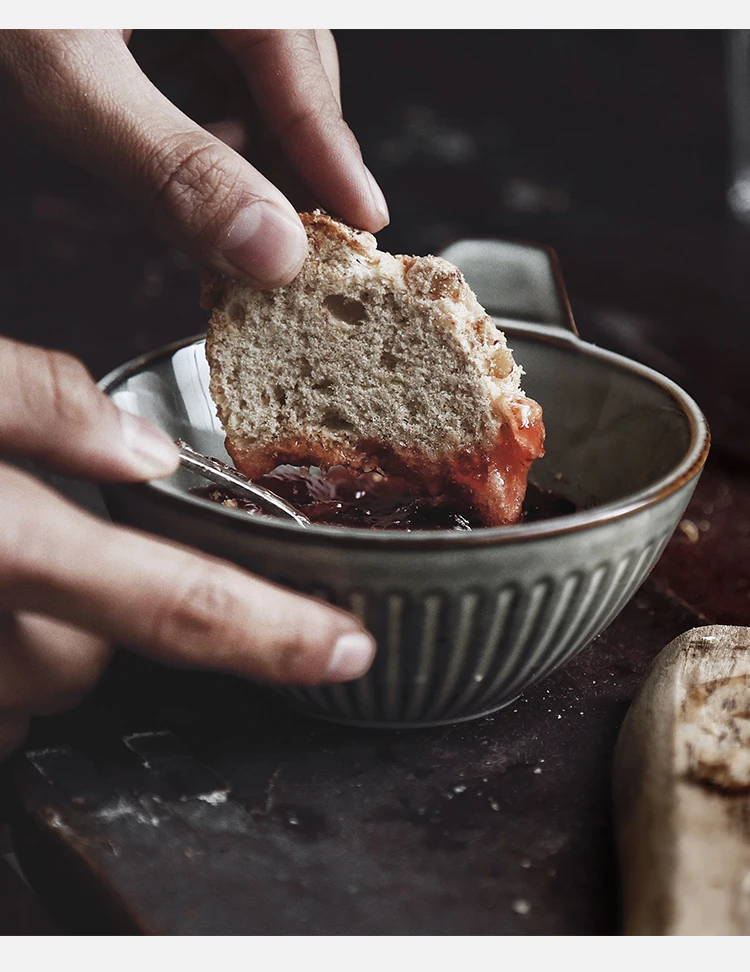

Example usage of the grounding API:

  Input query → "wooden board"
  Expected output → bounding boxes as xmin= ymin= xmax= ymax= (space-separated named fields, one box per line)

xmin=615 ymin=625 xmax=750 ymax=935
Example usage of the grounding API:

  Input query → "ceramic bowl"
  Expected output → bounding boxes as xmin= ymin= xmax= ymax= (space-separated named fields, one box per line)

xmin=99 ymin=239 xmax=709 ymax=728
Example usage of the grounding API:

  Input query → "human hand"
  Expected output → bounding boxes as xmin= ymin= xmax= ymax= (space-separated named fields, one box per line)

xmin=0 ymin=337 xmax=376 ymax=761
xmin=0 ymin=29 xmax=389 ymax=288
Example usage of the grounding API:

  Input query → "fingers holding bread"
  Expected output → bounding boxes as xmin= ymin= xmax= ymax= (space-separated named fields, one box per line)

xmin=215 ymin=31 xmax=388 ymax=233
xmin=0 ymin=335 xmax=178 ymax=481
xmin=0 ymin=30 xmax=311 ymax=288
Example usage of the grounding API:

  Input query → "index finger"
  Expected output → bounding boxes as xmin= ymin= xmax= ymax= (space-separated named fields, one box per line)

xmin=0 ymin=465 xmax=375 ymax=685
xmin=216 ymin=29 xmax=389 ymax=232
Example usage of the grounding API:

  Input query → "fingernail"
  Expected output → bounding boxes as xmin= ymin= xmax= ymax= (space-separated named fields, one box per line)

xmin=364 ymin=167 xmax=389 ymax=225
xmin=326 ymin=632 xmax=376 ymax=681
xmin=119 ymin=409 xmax=179 ymax=478
xmin=223 ymin=202 xmax=308 ymax=286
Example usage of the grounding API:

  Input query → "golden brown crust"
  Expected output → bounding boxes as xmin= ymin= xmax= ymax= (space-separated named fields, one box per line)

xmin=200 ymin=211 xmax=371 ymax=310
xmin=404 ymin=259 xmax=465 ymax=301
xmin=299 ymin=210 xmax=373 ymax=257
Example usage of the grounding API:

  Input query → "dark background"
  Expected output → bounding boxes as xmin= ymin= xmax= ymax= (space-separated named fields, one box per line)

xmin=1 ymin=29 xmax=750 ymax=934
xmin=1 ymin=29 xmax=747 ymax=453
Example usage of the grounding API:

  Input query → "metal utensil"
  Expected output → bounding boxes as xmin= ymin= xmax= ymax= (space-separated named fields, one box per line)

xmin=175 ymin=440 xmax=310 ymax=527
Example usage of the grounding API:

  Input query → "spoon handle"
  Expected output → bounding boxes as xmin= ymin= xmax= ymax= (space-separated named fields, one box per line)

xmin=175 ymin=440 xmax=310 ymax=527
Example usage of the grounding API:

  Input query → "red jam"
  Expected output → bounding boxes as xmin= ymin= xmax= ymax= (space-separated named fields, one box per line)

xmin=192 ymin=465 xmax=576 ymax=532
xmin=225 ymin=400 xmax=546 ymax=526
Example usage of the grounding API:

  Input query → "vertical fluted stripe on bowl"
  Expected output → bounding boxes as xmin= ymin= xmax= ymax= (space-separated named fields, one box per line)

xmin=382 ymin=594 xmax=406 ymax=722
xmin=436 ymin=585 xmax=520 ymax=721
xmin=419 ymin=591 xmax=481 ymax=723
xmin=276 ymin=685 xmax=307 ymax=707
xmin=271 ymin=526 xmax=682 ymax=725
xmin=310 ymin=585 xmax=356 ymax=720
xmin=348 ymin=591 xmax=378 ymax=721
xmin=562 ymin=529 xmax=670 ymax=662
xmin=284 ymin=684 xmax=331 ymax=715
xmin=473 ymin=577 xmax=558 ymax=708
xmin=470 ymin=564 xmax=604 ymax=711
xmin=464 ymin=571 xmax=584 ymax=714
xmin=613 ymin=530 xmax=672 ymax=609
xmin=323 ymin=683 xmax=356 ymax=721
xmin=533 ymin=549 xmax=637 ymax=683
xmin=545 ymin=557 xmax=628 ymax=668
xmin=274 ymin=585 xmax=361 ymax=722
xmin=527 ymin=555 xmax=638 ymax=696
xmin=553 ymin=540 xmax=657 ymax=674
xmin=475 ymin=573 xmax=579 ymax=709
xmin=402 ymin=593 xmax=446 ymax=723
xmin=514 ymin=532 xmax=668 ymax=699
xmin=464 ymin=578 xmax=552 ymax=715
xmin=572 ymin=545 xmax=652 ymax=646
xmin=275 ymin=682 xmax=354 ymax=723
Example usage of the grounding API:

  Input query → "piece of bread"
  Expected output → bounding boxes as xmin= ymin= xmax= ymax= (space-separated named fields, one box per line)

xmin=202 ymin=211 xmax=544 ymax=525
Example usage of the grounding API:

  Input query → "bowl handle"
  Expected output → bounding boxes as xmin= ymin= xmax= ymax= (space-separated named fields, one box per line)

xmin=438 ymin=237 xmax=578 ymax=335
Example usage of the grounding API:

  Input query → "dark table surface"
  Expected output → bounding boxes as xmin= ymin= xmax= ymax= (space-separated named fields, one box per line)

xmin=1 ymin=29 xmax=750 ymax=935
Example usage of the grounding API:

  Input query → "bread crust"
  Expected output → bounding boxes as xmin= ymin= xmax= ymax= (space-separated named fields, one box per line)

xmin=204 ymin=211 xmax=544 ymax=525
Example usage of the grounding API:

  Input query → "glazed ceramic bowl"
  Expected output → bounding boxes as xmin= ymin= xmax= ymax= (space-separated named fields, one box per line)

xmin=99 ymin=239 xmax=709 ymax=728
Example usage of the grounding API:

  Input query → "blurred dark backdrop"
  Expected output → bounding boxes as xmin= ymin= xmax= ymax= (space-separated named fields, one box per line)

xmin=1 ymin=30 xmax=748 ymax=934
xmin=0 ymin=29 xmax=747 ymax=459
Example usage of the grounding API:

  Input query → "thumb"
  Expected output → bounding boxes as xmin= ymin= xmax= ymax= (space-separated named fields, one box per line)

xmin=0 ymin=336 xmax=179 ymax=481
xmin=0 ymin=30 xmax=308 ymax=287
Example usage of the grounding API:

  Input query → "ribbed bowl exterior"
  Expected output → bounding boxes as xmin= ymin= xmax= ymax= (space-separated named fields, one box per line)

xmin=274 ymin=509 xmax=684 ymax=726
xmin=278 ymin=535 xmax=668 ymax=727
xmin=104 ymin=478 xmax=696 ymax=727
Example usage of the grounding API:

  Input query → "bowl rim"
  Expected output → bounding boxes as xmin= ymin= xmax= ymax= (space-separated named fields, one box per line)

xmin=99 ymin=324 xmax=710 ymax=550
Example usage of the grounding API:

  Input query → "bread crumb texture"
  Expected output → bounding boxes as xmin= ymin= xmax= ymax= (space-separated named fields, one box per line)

xmin=204 ymin=211 xmax=544 ymax=524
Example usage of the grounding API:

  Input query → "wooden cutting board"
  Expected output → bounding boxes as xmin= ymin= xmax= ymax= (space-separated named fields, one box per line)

xmin=614 ymin=625 xmax=750 ymax=935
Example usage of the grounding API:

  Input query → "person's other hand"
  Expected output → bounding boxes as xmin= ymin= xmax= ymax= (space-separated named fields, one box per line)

xmin=0 ymin=29 xmax=389 ymax=288
xmin=0 ymin=336 xmax=376 ymax=760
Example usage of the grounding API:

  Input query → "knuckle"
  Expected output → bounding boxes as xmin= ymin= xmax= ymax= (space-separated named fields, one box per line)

xmin=144 ymin=134 xmax=241 ymax=244
xmin=0 ymin=30 xmax=74 ymax=95
xmin=151 ymin=561 xmax=245 ymax=663
xmin=273 ymin=622 xmax=311 ymax=682
xmin=223 ymin=28 xmax=276 ymax=55
xmin=0 ymin=31 xmax=122 ymax=129
xmin=272 ymin=608 xmax=340 ymax=684
xmin=39 ymin=348 xmax=97 ymax=431
xmin=219 ymin=28 xmax=312 ymax=61
xmin=284 ymin=29 xmax=320 ymax=62
xmin=278 ymin=97 xmax=340 ymax=147
xmin=1 ymin=342 xmax=87 ymax=434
